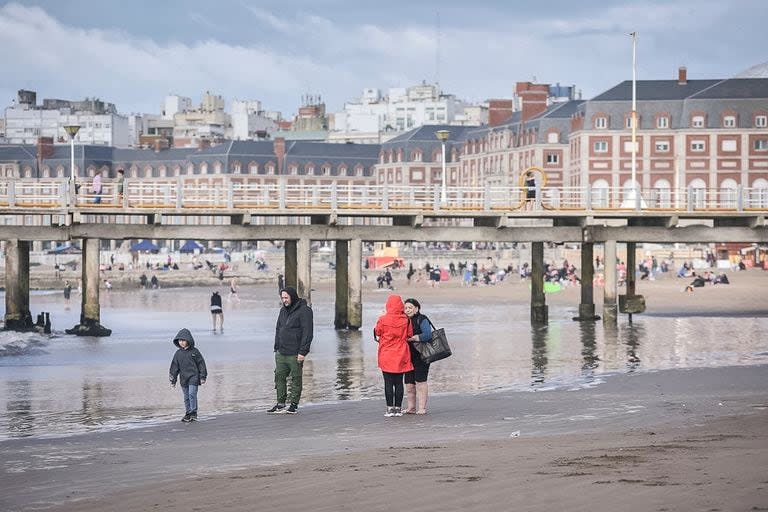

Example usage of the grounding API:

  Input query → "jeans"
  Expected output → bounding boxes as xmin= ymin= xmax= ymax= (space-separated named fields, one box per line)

xmin=274 ymin=352 xmax=303 ymax=405
xmin=181 ymin=384 xmax=198 ymax=413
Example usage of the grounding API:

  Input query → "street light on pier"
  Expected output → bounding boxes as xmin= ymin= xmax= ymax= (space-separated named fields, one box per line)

xmin=435 ymin=129 xmax=450 ymax=204
xmin=63 ymin=124 xmax=80 ymax=205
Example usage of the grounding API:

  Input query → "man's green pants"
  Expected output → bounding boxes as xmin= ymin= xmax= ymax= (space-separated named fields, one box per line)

xmin=274 ymin=352 xmax=303 ymax=405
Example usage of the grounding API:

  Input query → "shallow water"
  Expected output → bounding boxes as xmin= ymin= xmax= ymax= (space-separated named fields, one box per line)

xmin=1 ymin=285 xmax=767 ymax=440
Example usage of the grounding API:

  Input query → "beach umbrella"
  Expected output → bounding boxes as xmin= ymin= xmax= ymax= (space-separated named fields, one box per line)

xmin=179 ymin=240 xmax=204 ymax=254
xmin=129 ymin=240 xmax=159 ymax=253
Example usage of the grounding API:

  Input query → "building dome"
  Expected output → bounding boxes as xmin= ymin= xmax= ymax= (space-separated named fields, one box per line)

xmin=734 ymin=62 xmax=768 ymax=78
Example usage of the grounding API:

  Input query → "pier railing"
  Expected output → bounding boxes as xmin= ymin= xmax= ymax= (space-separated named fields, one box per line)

xmin=0 ymin=178 xmax=767 ymax=213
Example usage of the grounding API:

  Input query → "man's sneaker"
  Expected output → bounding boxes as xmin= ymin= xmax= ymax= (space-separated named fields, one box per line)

xmin=181 ymin=413 xmax=192 ymax=422
xmin=393 ymin=407 xmax=403 ymax=417
xmin=267 ymin=403 xmax=286 ymax=414
xmin=189 ymin=411 xmax=198 ymax=421
xmin=384 ymin=407 xmax=395 ymax=417
xmin=286 ymin=403 xmax=298 ymax=414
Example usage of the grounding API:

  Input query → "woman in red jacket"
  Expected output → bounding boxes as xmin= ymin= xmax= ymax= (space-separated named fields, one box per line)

xmin=374 ymin=294 xmax=413 ymax=417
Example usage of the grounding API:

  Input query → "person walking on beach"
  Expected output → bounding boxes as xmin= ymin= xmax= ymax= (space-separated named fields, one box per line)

xmin=210 ymin=291 xmax=224 ymax=332
xmin=63 ymin=280 xmax=72 ymax=300
xmin=403 ymin=298 xmax=433 ymax=415
xmin=373 ymin=294 xmax=413 ymax=417
xmin=228 ymin=277 xmax=240 ymax=303
xmin=267 ymin=287 xmax=314 ymax=415
xmin=169 ymin=328 xmax=207 ymax=423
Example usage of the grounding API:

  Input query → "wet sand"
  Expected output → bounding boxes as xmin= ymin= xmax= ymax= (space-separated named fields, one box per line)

xmin=1 ymin=365 xmax=767 ymax=511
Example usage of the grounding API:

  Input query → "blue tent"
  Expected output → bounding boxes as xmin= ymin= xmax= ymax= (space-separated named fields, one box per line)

xmin=179 ymin=240 xmax=204 ymax=253
xmin=47 ymin=244 xmax=81 ymax=254
xmin=130 ymin=240 xmax=159 ymax=253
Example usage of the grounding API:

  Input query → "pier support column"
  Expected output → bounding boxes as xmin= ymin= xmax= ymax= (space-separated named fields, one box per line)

xmin=4 ymin=240 xmax=33 ymax=331
xmin=334 ymin=240 xmax=349 ymax=329
xmin=348 ymin=238 xmax=363 ymax=330
xmin=626 ymin=242 xmax=637 ymax=297
xmin=297 ymin=237 xmax=311 ymax=305
xmin=530 ymin=241 xmax=548 ymax=324
xmin=574 ymin=242 xmax=599 ymax=321
xmin=284 ymin=240 xmax=297 ymax=290
xmin=602 ymin=240 xmax=618 ymax=324
xmin=66 ymin=238 xmax=111 ymax=336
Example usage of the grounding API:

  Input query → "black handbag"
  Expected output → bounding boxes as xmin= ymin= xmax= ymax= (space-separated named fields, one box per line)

xmin=412 ymin=318 xmax=452 ymax=363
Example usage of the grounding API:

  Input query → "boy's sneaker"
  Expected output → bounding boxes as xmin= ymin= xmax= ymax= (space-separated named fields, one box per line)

xmin=393 ymin=407 xmax=403 ymax=417
xmin=384 ymin=407 xmax=395 ymax=417
xmin=181 ymin=413 xmax=192 ymax=422
xmin=286 ymin=403 xmax=298 ymax=414
xmin=267 ymin=403 xmax=286 ymax=414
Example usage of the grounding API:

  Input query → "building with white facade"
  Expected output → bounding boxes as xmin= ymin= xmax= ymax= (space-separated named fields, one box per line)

xmin=330 ymin=83 xmax=482 ymax=142
xmin=3 ymin=90 xmax=130 ymax=147
xmin=162 ymin=95 xmax=193 ymax=120
xmin=230 ymin=100 xmax=279 ymax=140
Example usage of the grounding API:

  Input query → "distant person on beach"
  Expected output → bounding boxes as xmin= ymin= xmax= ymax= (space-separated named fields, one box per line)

xmin=403 ymin=298 xmax=432 ymax=415
xmin=277 ymin=273 xmax=284 ymax=291
xmin=63 ymin=280 xmax=72 ymax=300
xmin=139 ymin=273 xmax=148 ymax=289
xmin=210 ymin=291 xmax=224 ymax=333
xmin=150 ymin=275 xmax=159 ymax=289
xmin=169 ymin=328 xmax=207 ymax=423
xmin=228 ymin=277 xmax=240 ymax=303
xmin=267 ymin=287 xmax=314 ymax=415
xmin=373 ymin=294 xmax=413 ymax=417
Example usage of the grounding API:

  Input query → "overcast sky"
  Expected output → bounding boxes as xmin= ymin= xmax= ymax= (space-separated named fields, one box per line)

xmin=1 ymin=0 xmax=765 ymax=117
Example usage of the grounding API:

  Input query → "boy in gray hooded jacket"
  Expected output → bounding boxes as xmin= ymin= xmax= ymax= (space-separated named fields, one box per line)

xmin=169 ymin=328 xmax=208 ymax=422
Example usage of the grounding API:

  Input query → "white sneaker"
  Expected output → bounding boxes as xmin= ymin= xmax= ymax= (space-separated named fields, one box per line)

xmin=393 ymin=407 xmax=403 ymax=417
xmin=384 ymin=407 xmax=395 ymax=417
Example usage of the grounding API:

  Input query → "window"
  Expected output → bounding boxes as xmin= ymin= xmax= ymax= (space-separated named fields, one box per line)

xmin=593 ymin=141 xmax=608 ymax=153
xmin=546 ymin=153 xmax=559 ymax=164
xmin=625 ymin=116 xmax=634 ymax=129
xmin=756 ymin=115 xmax=768 ymax=128
xmin=723 ymin=115 xmax=736 ymax=128
xmin=595 ymin=117 xmax=607 ymax=129
xmin=656 ymin=116 xmax=669 ymax=129
xmin=690 ymin=140 xmax=706 ymax=151
xmin=755 ymin=139 xmax=768 ymax=151
xmin=655 ymin=140 xmax=670 ymax=152
xmin=721 ymin=139 xmax=737 ymax=152
xmin=692 ymin=115 xmax=705 ymax=128
xmin=623 ymin=141 xmax=639 ymax=153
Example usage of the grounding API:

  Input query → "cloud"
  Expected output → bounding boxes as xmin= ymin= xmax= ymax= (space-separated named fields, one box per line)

xmin=0 ymin=1 xmax=764 ymax=119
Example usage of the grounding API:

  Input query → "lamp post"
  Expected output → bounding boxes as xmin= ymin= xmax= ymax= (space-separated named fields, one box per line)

xmin=630 ymin=32 xmax=640 ymax=210
xmin=435 ymin=129 xmax=450 ymax=204
xmin=64 ymin=125 xmax=80 ymax=205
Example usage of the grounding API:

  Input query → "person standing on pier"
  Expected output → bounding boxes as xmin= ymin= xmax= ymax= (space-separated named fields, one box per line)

xmin=267 ymin=287 xmax=314 ymax=415
xmin=91 ymin=170 xmax=103 ymax=204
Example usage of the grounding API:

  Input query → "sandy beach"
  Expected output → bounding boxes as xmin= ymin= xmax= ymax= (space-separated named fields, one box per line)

xmin=2 ymin=263 xmax=767 ymax=511
xmin=1 ymin=365 xmax=766 ymax=512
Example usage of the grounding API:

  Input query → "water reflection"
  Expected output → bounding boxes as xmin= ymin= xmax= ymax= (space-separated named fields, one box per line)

xmin=530 ymin=326 xmax=548 ymax=385
xmin=335 ymin=330 xmax=365 ymax=400
xmin=621 ymin=322 xmax=645 ymax=371
xmin=6 ymin=380 xmax=34 ymax=436
xmin=1 ymin=286 xmax=766 ymax=439
xmin=579 ymin=321 xmax=600 ymax=380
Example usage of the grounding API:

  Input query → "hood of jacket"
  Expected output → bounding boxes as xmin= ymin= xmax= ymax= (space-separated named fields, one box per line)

xmin=280 ymin=286 xmax=302 ymax=312
xmin=173 ymin=328 xmax=195 ymax=348
xmin=377 ymin=295 xmax=409 ymax=330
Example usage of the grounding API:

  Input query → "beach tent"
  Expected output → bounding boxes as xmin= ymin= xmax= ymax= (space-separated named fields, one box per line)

xmin=179 ymin=240 xmax=204 ymax=253
xmin=129 ymin=240 xmax=159 ymax=253
xmin=47 ymin=244 xmax=81 ymax=255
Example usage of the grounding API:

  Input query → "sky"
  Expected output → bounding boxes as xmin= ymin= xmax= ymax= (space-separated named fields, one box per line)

xmin=1 ymin=0 xmax=766 ymax=118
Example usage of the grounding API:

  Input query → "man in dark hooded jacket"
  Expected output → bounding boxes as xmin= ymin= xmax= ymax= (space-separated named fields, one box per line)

xmin=267 ymin=287 xmax=313 ymax=414
xmin=169 ymin=328 xmax=207 ymax=422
